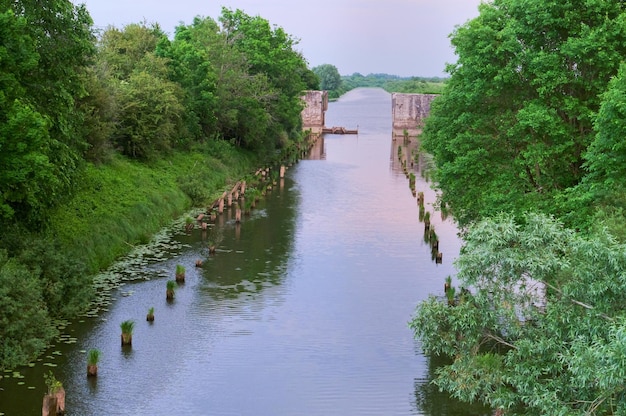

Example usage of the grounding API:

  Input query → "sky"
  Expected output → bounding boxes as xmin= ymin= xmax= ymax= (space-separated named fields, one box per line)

xmin=73 ymin=0 xmax=484 ymax=77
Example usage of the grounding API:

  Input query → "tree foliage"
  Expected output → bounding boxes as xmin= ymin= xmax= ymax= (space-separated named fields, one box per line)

xmin=0 ymin=1 xmax=95 ymax=224
xmin=585 ymin=62 xmax=626 ymax=193
xmin=219 ymin=8 xmax=318 ymax=145
xmin=411 ymin=213 xmax=626 ymax=415
xmin=312 ymin=64 xmax=340 ymax=91
xmin=96 ymin=23 xmax=185 ymax=160
xmin=421 ymin=0 xmax=626 ymax=228
xmin=0 ymin=250 xmax=56 ymax=369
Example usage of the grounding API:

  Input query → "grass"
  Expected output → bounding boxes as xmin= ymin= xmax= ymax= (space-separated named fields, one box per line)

xmin=87 ymin=349 xmax=100 ymax=366
xmin=45 ymin=145 xmax=257 ymax=274
xmin=120 ymin=320 xmax=135 ymax=335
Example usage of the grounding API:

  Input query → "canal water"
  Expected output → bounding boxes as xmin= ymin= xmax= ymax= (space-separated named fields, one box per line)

xmin=0 ymin=87 xmax=490 ymax=415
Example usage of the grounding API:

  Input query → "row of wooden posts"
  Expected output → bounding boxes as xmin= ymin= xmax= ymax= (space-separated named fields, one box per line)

xmin=397 ymin=144 xmax=443 ymax=264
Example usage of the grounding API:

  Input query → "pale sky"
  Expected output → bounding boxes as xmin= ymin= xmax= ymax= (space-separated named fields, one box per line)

xmin=73 ymin=0 xmax=484 ymax=77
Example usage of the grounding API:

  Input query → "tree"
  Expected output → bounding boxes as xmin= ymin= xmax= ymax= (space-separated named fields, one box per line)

xmin=219 ymin=8 xmax=318 ymax=145
xmin=0 ymin=250 xmax=56 ymax=370
xmin=585 ymin=62 xmax=626 ymax=193
xmin=312 ymin=64 xmax=341 ymax=91
xmin=114 ymin=69 xmax=184 ymax=159
xmin=421 ymin=0 xmax=626 ymax=228
xmin=157 ymin=17 xmax=220 ymax=142
xmin=97 ymin=23 xmax=185 ymax=159
xmin=0 ymin=1 xmax=96 ymax=224
xmin=162 ymin=16 xmax=277 ymax=151
xmin=410 ymin=212 xmax=626 ymax=415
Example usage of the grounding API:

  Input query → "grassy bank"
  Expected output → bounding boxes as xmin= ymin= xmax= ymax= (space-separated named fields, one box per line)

xmin=47 ymin=142 xmax=256 ymax=274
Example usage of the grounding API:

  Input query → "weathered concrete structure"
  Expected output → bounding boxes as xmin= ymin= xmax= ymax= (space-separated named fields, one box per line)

xmin=391 ymin=93 xmax=438 ymax=137
xmin=301 ymin=90 xmax=328 ymax=134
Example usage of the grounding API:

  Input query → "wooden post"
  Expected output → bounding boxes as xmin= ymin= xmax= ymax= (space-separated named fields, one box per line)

xmin=235 ymin=207 xmax=241 ymax=223
xmin=280 ymin=165 xmax=286 ymax=178
xmin=54 ymin=388 xmax=65 ymax=415
xmin=42 ymin=395 xmax=58 ymax=416
xmin=218 ymin=198 xmax=224 ymax=214
xmin=240 ymin=181 xmax=246 ymax=195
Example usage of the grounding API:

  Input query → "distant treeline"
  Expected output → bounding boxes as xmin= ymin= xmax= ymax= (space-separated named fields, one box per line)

xmin=342 ymin=73 xmax=446 ymax=94
xmin=311 ymin=64 xmax=446 ymax=99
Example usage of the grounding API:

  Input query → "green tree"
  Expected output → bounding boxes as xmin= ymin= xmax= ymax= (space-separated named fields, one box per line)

xmin=0 ymin=250 xmax=56 ymax=370
xmin=422 ymin=0 xmax=626 ymax=228
xmin=157 ymin=17 xmax=219 ymax=141
xmin=0 ymin=1 xmax=96 ymax=224
xmin=219 ymin=8 xmax=317 ymax=146
xmin=162 ymin=16 xmax=276 ymax=152
xmin=410 ymin=213 xmax=626 ymax=415
xmin=585 ymin=62 xmax=626 ymax=193
xmin=312 ymin=64 xmax=340 ymax=91
xmin=114 ymin=69 xmax=184 ymax=159
xmin=98 ymin=23 xmax=185 ymax=159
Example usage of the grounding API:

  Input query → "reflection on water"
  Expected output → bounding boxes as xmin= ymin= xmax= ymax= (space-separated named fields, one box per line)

xmin=0 ymin=87 xmax=490 ymax=415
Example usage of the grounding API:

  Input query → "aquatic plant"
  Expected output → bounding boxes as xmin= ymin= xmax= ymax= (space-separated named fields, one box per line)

xmin=87 ymin=349 xmax=100 ymax=377
xmin=44 ymin=371 xmax=63 ymax=394
xmin=175 ymin=264 xmax=185 ymax=282
xmin=166 ymin=280 xmax=176 ymax=300
xmin=146 ymin=307 xmax=155 ymax=322
xmin=120 ymin=320 xmax=135 ymax=345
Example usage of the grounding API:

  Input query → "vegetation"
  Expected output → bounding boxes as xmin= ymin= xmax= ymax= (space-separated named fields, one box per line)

xmin=44 ymin=371 xmax=63 ymax=394
xmin=120 ymin=320 xmax=135 ymax=345
xmin=87 ymin=348 xmax=100 ymax=376
xmin=420 ymin=0 xmax=626 ymax=231
xmin=342 ymin=73 xmax=446 ymax=94
xmin=312 ymin=64 xmax=342 ymax=99
xmin=0 ymin=1 xmax=316 ymax=370
xmin=166 ymin=280 xmax=176 ymax=300
xmin=146 ymin=307 xmax=155 ymax=322
xmin=412 ymin=0 xmax=626 ymax=414
xmin=87 ymin=348 xmax=100 ymax=366
xmin=309 ymin=66 xmax=445 ymax=99
xmin=175 ymin=264 xmax=186 ymax=282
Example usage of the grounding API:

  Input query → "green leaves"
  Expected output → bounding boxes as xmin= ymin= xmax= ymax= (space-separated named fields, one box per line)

xmin=0 ymin=250 xmax=56 ymax=370
xmin=312 ymin=64 xmax=341 ymax=91
xmin=411 ymin=213 xmax=626 ymax=414
xmin=422 ymin=0 xmax=626 ymax=228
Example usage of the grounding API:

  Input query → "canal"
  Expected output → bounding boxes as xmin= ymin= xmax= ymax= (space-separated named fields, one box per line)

xmin=0 ymin=87 xmax=490 ymax=415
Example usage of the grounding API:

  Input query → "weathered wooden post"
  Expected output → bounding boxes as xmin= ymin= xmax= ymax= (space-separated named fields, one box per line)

xmin=42 ymin=395 xmax=58 ymax=416
xmin=240 ymin=180 xmax=246 ymax=195
xmin=218 ymin=198 xmax=224 ymax=214
xmin=235 ymin=206 xmax=241 ymax=223
xmin=280 ymin=165 xmax=286 ymax=178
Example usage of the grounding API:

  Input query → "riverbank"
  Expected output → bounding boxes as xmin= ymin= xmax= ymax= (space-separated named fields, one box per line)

xmin=0 ymin=140 xmax=259 ymax=372
xmin=46 ymin=142 xmax=257 ymax=275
